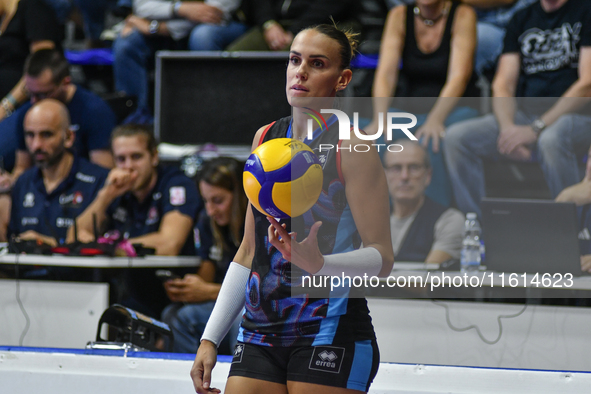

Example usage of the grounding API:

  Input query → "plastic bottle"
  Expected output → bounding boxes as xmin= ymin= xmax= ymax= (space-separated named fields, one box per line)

xmin=460 ymin=212 xmax=481 ymax=274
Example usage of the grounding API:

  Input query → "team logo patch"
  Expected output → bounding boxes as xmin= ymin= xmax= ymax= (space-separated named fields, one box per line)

xmin=208 ymin=245 xmax=222 ymax=262
xmin=194 ymin=227 xmax=201 ymax=249
xmin=146 ymin=206 xmax=159 ymax=225
xmin=21 ymin=217 xmax=38 ymax=226
xmin=309 ymin=346 xmax=345 ymax=374
xmin=232 ymin=344 xmax=244 ymax=364
xmin=23 ymin=193 xmax=35 ymax=208
xmin=74 ymin=192 xmax=83 ymax=204
xmin=113 ymin=207 xmax=128 ymax=222
xmin=56 ymin=217 xmax=74 ymax=228
xmin=59 ymin=191 xmax=84 ymax=206
xmin=170 ymin=187 xmax=186 ymax=206
xmin=76 ymin=172 xmax=96 ymax=183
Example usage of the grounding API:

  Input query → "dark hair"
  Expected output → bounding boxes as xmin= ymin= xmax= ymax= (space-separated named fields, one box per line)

xmin=24 ymin=49 xmax=70 ymax=84
xmin=304 ymin=24 xmax=359 ymax=70
xmin=110 ymin=124 xmax=158 ymax=154
xmin=199 ymin=157 xmax=247 ymax=250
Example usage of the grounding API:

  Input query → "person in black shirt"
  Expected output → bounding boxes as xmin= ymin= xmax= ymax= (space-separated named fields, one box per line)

xmin=444 ymin=0 xmax=591 ymax=218
xmin=367 ymin=0 xmax=480 ymax=208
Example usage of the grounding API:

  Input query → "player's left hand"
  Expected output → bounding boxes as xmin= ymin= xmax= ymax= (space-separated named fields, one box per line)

xmin=267 ymin=217 xmax=324 ymax=273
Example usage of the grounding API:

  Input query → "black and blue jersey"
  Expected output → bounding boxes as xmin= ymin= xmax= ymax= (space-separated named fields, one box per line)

xmin=239 ymin=116 xmax=376 ymax=347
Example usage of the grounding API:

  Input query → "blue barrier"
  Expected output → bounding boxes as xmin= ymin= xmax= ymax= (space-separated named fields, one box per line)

xmin=65 ymin=48 xmax=378 ymax=69
xmin=65 ymin=48 xmax=114 ymax=66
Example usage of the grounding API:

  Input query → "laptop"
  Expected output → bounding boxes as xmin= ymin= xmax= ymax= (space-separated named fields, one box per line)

xmin=480 ymin=198 xmax=583 ymax=276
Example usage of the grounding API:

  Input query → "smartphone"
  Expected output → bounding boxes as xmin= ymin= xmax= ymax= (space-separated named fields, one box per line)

xmin=155 ymin=269 xmax=181 ymax=282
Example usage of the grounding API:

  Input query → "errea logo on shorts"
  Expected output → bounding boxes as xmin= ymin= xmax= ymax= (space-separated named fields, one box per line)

xmin=232 ymin=344 xmax=244 ymax=364
xmin=309 ymin=346 xmax=345 ymax=374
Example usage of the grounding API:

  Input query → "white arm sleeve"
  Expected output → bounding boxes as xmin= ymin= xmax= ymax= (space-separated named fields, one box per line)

xmin=315 ymin=246 xmax=383 ymax=277
xmin=201 ymin=262 xmax=249 ymax=347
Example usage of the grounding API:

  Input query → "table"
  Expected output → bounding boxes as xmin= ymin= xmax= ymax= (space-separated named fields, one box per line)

xmin=0 ymin=253 xmax=200 ymax=268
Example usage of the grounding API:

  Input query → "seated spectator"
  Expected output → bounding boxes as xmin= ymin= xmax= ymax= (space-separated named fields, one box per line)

xmin=384 ymin=140 xmax=463 ymax=264
xmin=162 ymin=157 xmax=246 ymax=354
xmin=73 ymin=124 xmax=201 ymax=316
xmin=444 ymin=0 xmax=591 ymax=218
xmin=0 ymin=48 xmax=116 ymax=188
xmin=6 ymin=99 xmax=108 ymax=255
xmin=463 ymin=0 xmax=537 ymax=77
xmin=227 ymin=0 xmax=360 ymax=51
xmin=0 ymin=0 xmax=63 ymax=120
xmin=113 ymin=0 xmax=248 ymax=122
xmin=366 ymin=0 xmax=480 ymax=207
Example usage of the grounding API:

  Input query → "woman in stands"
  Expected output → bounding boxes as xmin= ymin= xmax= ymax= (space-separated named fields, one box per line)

xmin=190 ymin=24 xmax=394 ymax=394
xmin=367 ymin=0 xmax=479 ymax=207
xmin=162 ymin=157 xmax=246 ymax=355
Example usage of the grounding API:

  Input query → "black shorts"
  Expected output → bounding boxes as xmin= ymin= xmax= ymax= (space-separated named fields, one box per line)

xmin=228 ymin=339 xmax=380 ymax=392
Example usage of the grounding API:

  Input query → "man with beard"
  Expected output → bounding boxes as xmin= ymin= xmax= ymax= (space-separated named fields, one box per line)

xmin=72 ymin=123 xmax=201 ymax=317
xmin=6 ymin=99 xmax=108 ymax=249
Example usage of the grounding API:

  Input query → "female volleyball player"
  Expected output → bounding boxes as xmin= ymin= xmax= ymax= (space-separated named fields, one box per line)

xmin=190 ymin=24 xmax=394 ymax=394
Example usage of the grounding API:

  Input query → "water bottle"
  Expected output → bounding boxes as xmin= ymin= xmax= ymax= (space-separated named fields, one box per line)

xmin=460 ymin=212 xmax=481 ymax=274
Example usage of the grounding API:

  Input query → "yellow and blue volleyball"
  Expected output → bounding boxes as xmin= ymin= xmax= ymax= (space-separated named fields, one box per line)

xmin=243 ymin=138 xmax=323 ymax=219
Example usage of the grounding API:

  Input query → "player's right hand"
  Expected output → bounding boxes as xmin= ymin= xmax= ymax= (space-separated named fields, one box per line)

xmin=190 ymin=340 xmax=220 ymax=393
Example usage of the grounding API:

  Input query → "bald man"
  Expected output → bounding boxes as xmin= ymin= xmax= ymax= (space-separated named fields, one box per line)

xmin=5 ymin=99 xmax=109 ymax=249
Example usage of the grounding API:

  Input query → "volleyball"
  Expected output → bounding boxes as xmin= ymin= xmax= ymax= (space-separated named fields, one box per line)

xmin=243 ymin=138 xmax=323 ymax=219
